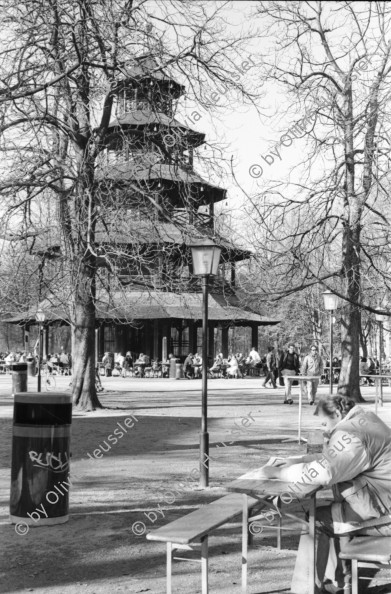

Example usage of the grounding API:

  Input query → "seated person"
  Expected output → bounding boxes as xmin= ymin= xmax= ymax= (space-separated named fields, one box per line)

xmin=151 ymin=359 xmax=161 ymax=376
xmin=367 ymin=356 xmax=376 ymax=375
xmin=259 ymin=395 xmax=391 ymax=594
xmin=4 ymin=352 xmax=15 ymax=364
xmin=122 ymin=351 xmax=133 ymax=376
xmin=134 ymin=353 xmax=150 ymax=376
xmin=183 ymin=353 xmax=194 ymax=379
xmin=226 ymin=353 xmax=240 ymax=378
xmin=193 ymin=353 xmax=202 ymax=378
xmin=210 ymin=353 xmax=223 ymax=375
xmin=236 ymin=352 xmax=247 ymax=377
xmin=359 ymin=357 xmax=374 ymax=385
xmin=248 ymin=347 xmax=262 ymax=367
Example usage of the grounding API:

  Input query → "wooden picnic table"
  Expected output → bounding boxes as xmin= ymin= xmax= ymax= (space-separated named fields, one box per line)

xmin=226 ymin=466 xmax=321 ymax=594
xmin=285 ymin=375 xmax=322 ymax=443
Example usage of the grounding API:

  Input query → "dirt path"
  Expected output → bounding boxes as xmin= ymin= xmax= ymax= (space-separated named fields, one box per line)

xmin=1 ymin=377 xmax=390 ymax=593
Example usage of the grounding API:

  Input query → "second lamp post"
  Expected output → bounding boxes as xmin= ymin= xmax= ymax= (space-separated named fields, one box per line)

xmin=322 ymin=290 xmax=340 ymax=395
xmin=190 ymin=238 xmax=222 ymax=488
xmin=35 ymin=308 xmax=46 ymax=392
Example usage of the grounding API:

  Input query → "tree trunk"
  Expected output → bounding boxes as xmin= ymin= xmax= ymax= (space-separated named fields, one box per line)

xmin=338 ymin=223 xmax=364 ymax=402
xmin=71 ymin=286 xmax=101 ymax=411
xmin=70 ymin=158 xmax=101 ymax=411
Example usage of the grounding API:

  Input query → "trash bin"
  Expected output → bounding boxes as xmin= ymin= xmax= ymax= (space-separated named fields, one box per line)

xmin=11 ymin=363 xmax=27 ymax=393
xmin=175 ymin=363 xmax=183 ymax=380
xmin=169 ymin=358 xmax=177 ymax=379
xmin=10 ymin=392 xmax=72 ymax=526
xmin=26 ymin=357 xmax=36 ymax=378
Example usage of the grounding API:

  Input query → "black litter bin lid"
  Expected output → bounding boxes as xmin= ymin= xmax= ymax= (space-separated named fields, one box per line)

xmin=13 ymin=392 xmax=72 ymax=425
xmin=14 ymin=392 xmax=72 ymax=404
xmin=10 ymin=363 xmax=27 ymax=371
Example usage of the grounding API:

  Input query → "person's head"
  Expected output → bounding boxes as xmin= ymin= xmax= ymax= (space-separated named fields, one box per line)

xmin=310 ymin=345 xmax=318 ymax=355
xmin=251 ymin=346 xmax=257 ymax=351
xmin=287 ymin=344 xmax=295 ymax=353
xmin=267 ymin=346 xmax=273 ymax=352
xmin=314 ymin=395 xmax=356 ymax=433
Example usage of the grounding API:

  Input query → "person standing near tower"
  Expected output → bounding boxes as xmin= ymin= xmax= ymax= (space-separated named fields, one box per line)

xmin=261 ymin=346 xmax=277 ymax=388
xmin=301 ymin=345 xmax=324 ymax=405
xmin=279 ymin=344 xmax=300 ymax=404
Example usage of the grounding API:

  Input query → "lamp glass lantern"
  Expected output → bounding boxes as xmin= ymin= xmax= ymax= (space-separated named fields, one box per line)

xmin=35 ymin=308 xmax=46 ymax=323
xmin=190 ymin=239 xmax=222 ymax=276
xmin=322 ymin=290 xmax=340 ymax=311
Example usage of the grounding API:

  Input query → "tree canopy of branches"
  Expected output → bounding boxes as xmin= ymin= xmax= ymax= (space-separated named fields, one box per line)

xmin=243 ymin=0 xmax=391 ymax=400
xmin=0 ymin=0 xmax=261 ymax=410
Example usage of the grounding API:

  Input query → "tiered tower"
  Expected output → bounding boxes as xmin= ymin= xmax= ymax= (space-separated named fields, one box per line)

xmin=6 ymin=56 xmax=279 ymax=359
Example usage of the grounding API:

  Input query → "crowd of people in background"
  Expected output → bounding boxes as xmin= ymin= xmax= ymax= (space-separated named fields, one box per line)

xmin=5 ymin=345 xmax=385 ymax=390
xmin=96 ymin=347 xmax=391 ymax=390
xmin=0 ymin=349 xmax=72 ymax=374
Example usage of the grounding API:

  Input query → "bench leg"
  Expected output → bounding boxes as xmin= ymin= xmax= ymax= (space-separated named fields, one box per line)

xmin=276 ymin=500 xmax=282 ymax=550
xmin=242 ymin=494 xmax=248 ymax=593
xmin=167 ymin=542 xmax=172 ymax=594
xmin=201 ymin=536 xmax=209 ymax=594
xmin=352 ymin=559 xmax=358 ymax=594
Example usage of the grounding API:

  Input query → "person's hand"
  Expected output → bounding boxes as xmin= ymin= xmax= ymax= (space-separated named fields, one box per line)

xmin=259 ymin=465 xmax=282 ymax=479
xmin=271 ymin=459 xmax=293 ymax=468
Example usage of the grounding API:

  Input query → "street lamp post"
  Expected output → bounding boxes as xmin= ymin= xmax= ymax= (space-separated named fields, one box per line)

xmin=35 ymin=308 xmax=46 ymax=392
xmin=322 ymin=291 xmax=340 ymax=395
xmin=190 ymin=238 xmax=222 ymax=488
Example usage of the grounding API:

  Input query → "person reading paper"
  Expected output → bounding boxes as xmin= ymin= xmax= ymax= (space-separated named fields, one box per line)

xmin=259 ymin=395 xmax=391 ymax=594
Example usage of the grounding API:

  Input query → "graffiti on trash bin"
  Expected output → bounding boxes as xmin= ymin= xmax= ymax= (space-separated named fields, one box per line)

xmin=29 ymin=451 xmax=70 ymax=473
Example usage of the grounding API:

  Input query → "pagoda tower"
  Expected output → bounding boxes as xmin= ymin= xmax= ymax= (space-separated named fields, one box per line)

xmin=92 ymin=54 xmax=279 ymax=361
xmin=6 ymin=55 xmax=278 ymax=360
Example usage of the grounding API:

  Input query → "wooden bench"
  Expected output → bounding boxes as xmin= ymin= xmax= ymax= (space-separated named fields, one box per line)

xmin=146 ymin=493 xmax=265 ymax=594
xmin=340 ymin=536 xmax=391 ymax=594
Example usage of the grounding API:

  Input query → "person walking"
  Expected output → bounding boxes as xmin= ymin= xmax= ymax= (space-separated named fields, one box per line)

xmin=301 ymin=345 xmax=324 ymax=405
xmin=279 ymin=344 xmax=300 ymax=404
xmin=261 ymin=346 xmax=277 ymax=388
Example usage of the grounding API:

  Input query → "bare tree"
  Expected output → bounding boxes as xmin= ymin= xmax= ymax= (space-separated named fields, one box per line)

xmin=242 ymin=1 xmax=391 ymax=400
xmin=0 ymin=0 xmax=261 ymax=409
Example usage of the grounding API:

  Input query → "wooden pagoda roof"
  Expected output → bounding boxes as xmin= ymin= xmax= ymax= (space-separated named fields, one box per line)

xmin=97 ymin=162 xmax=226 ymax=203
xmin=106 ymin=111 xmax=205 ymax=147
xmin=4 ymin=291 xmax=279 ymax=327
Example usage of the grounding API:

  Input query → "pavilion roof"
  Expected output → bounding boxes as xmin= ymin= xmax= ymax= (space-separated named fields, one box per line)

xmin=4 ymin=291 xmax=279 ymax=327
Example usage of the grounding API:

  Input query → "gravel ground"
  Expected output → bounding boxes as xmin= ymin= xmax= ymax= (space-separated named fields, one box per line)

xmin=0 ymin=375 xmax=391 ymax=593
